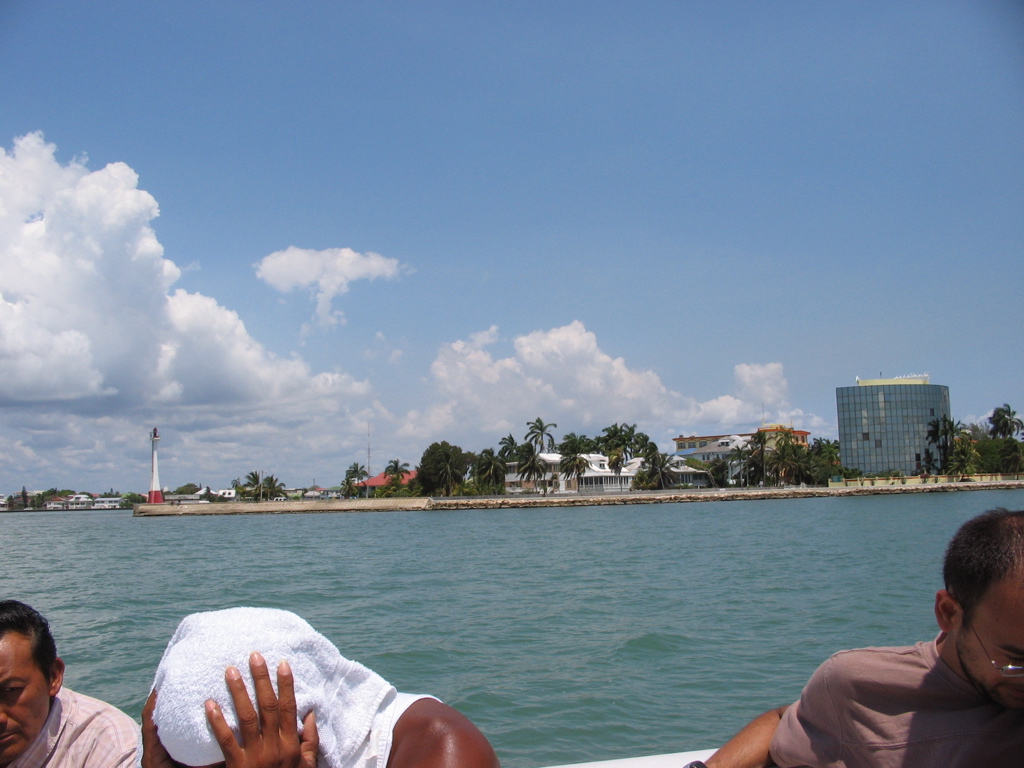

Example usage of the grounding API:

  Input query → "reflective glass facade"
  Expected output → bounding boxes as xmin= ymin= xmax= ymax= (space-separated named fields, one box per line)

xmin=836 ymin=383 xmax=950 ymax=475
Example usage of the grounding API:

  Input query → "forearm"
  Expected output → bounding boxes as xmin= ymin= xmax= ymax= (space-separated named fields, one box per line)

xmin=705 ymin=706 xmax=787 ymax=768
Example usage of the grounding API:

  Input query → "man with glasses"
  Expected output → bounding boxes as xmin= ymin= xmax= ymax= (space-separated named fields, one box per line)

xmin=691 ymin=508 xmax=1024 ymax=768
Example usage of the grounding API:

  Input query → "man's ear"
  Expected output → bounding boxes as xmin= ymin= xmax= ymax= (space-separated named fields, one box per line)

xmin=48 ymin=657 xmax=65 ymax=698
xmin=935 ymin=589 xmax=962 ymax=633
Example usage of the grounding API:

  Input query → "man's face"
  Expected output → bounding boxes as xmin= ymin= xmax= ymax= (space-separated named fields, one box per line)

xmin=0 ymin=632 xmax=63 ymax=768
xmin=952 ymin=578 xmax=1024 ymax=709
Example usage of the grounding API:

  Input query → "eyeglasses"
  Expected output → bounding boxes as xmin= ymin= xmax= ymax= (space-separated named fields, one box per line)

xmin=968 ymin=623 xmax=1024 ymax=678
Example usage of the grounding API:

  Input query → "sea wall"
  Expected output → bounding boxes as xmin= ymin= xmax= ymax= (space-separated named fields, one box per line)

xmin=134 ymin=480 xmax=1024 ymax=516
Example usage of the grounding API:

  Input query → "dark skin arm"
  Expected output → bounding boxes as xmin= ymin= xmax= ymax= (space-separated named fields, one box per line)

xmin=389 ymin=698 xmax=500 ymax=768
xmin=705 ymin=706 xmax=787 ymax=768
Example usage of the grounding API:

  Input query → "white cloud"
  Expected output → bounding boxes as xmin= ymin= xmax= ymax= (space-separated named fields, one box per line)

xmin=734 ymin=362 xmax=788 ymax=406
xmin=0 ymin=133 xmax=380 ymax=490
xmin=409 ymin=321 xmax=823 ymax=449
xmin=255 ymin=246 xmax=403 ymax=327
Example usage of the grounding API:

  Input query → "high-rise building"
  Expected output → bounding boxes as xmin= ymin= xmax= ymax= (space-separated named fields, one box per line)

xmin=836 ymin=377 xmax=950 ymax=475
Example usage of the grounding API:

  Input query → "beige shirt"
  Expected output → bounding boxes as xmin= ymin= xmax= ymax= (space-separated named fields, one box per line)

xmin=769 ymin=638 xmax=1024 ymax=768
xmin=10 ymin=688 xmax=138 ymax=768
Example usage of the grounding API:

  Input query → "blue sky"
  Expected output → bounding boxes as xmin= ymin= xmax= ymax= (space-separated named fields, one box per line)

xmin=0 ymin=1 xmax=1021 ymax=492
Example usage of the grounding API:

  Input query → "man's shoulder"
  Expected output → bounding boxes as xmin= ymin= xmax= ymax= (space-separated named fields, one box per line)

xmin=59 ymin=687 xmax=138 ymax=729
xmin=57 ymin=687 xmax=139 ymax=767
xmin=820 ymin=640 xmax=935 ymax=683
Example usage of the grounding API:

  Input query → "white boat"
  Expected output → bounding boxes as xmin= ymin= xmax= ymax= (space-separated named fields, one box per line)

xmin=544 ymin=749 xmax=716 ymax=768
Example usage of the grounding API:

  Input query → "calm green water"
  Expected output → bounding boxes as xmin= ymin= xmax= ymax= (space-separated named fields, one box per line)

xmin=4 ymin=489 xmax=1024 ymax=767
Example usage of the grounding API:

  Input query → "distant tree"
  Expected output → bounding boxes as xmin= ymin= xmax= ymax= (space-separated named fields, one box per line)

xmin=808 ymin=438 xmax=841 ymax=485
xmin=417 ymin=441 xmax=469 ymax=496
xmin=965 ymin=422 xmax=990 ymax=442
xmin=525 ymin=418 xmax=558 ymax=455
xmin=1001 ymin=439 xmax=1024 ymax=474
xmin=947 ymin=436 xmax=980 ymax=476
xmin=262 ymin=475 xmax=286 ymax=499
xmin=927 ymin=417 xmax=966 ymax=473
xmin=473 ymin=448 xmax=507 ymax=494
xmin=173 ymin=483 xmax=201 ymax=495
xmin=516 ymin=442 xmax=548 ymax=494
xmin=497 ymin=434 xmax=519 ymax=461
xmin=244 ymin=470 xmax=264 ymax=501
xmin=340 ymin=478 xmax=360 ymax=498
xmin=344 ymin=462 xmax=369 ymax=483
xmin=641 ymin=451 xmax=679 ymax=490
xmin=123 ymin=492 xmax=146 ymax=505
xmin=384 ymin=459 xmax=411 ymax=490
xmin=560 ymin=451 xmax=590 ymax=493
xmin=989 ymin=404 xmax=1023 ymax=440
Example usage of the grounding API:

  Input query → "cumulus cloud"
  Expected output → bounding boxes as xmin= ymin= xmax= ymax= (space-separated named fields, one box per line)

xmin=0 ymin=133 xmax=378 ymax=489
xmin=255 ymin=246 xmax=403 ymax=327
xmin=407 ymin=321 xmax=819 ymax=448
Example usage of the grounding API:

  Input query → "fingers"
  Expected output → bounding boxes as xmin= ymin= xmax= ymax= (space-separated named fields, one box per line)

xmin=206 ymin=698 xmax=244 ymax=765
xmin=277 ymin=659 xmax=298 ymax=741
xmin=249 ymin=652 xmax=281 ymax=735
xmin=299 ymin=711 xmax=319 ymax=768
xmin=225 ymin=664 xmax=261 ymax=744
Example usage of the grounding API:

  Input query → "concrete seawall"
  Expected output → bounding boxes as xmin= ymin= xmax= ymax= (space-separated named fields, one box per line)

xmin=133 ymin=480 xmax=1024 ymax=516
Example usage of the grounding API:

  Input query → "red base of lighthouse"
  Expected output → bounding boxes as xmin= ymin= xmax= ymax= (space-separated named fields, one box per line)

xmin=148 ymin=489 xmax=165 ymax=503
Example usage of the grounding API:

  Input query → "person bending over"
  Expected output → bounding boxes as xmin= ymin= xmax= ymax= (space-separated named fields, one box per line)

xmin=0 ymin=600 xmax=138 ymax=768
xmin=687 ymin=508 xmax=1024 ymax=768
xmin=141 ymin=607 xmax=498 ymax=768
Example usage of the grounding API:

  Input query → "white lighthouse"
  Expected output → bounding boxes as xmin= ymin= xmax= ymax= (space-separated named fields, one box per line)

xmin=148 ymin=427 xmax=165 ymax=503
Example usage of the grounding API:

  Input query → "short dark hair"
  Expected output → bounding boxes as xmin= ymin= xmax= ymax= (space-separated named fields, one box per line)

xmin=943 ymin=508 xmax=1024 ymax=625
xmin=0 ymin=600 xmax=58 ymax=680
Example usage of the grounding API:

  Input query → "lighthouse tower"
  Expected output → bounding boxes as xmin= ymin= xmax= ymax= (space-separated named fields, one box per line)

xmin=148 ymin=427 xmax=165 ymax=503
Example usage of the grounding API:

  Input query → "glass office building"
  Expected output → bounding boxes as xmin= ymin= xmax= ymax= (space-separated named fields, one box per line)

xmin=836 ymin=377 xmax=950 ymax=476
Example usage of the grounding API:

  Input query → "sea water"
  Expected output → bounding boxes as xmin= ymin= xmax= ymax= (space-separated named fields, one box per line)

xmin=4 ymin=488 xmax=1024 ymax=767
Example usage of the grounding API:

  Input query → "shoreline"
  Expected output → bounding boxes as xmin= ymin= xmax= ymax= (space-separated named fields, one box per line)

xmin=133 ymin=479 xmax=1024 ymax=516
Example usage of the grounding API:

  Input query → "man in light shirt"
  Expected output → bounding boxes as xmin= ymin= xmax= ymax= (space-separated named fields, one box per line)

xmin=690 ymin=508 xmax=1024 ymax=768
xmin=0 ymin=601 xmax=138 ymax=768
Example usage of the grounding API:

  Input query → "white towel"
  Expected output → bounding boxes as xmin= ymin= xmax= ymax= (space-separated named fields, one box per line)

xmin=151 ymin=607 xmax=396 ymax=768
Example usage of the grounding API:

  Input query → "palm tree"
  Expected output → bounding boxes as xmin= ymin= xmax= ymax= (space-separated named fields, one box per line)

xmin=433 ymin=445 xmax=463 ymax=497
xmin=262 ymin=474 xmax=286 ymax=499
xmin=1000 ymin=439 xmax=1024 ymax=474
xmin=607 ymin=447 xmax=625 ymax=485
xmin=747 ymin=431 xmax=768 ymax=486
xmin=642 ymin=451 xmax=678 ymax=490
xmin=340 ymin=478 xmax=360 ymax=498
xmin=244 ymin=470 xmax=263 ymax=500
xmin=947 ymin=436 xmax=980 ymax=476
xmin=525 ymin=417 xmax=558 ymax=456
xmin=727 ymin=444 xmax=753 ymax=486
xmin=497 ymin=434 xmax=519 ymax=461
xmin=473 ymin=448 xmax=507 ymax=493
xmin=928 ymin=417 xmax=967 ymax=473
xmin=560 ymin=451 xmax=590 ymax=493
xmin=344 ymin=462 xmax=368 ymax=482
xmin=516 ymin=442 xmax=548 ymax=494
xmin=385 ymin=458 xmax=410 ymax=485
xmin=989 ymin=404 xmax=1023 ymax=440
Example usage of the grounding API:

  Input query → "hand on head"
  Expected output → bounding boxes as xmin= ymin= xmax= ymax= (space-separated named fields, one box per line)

xmin=143 ymin=653 xmax=318 ymax=768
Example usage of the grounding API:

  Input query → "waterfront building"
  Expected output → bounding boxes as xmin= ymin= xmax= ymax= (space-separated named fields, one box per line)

xmin=357 ymin=470 xmax=417 ymax=494
xmin=504 ymin=452 xmax=711 ymax=494
xmin=836 ymin=376 xmax=950 ymax=476
xmin=673 ymin=425 xmax=810 ymax=454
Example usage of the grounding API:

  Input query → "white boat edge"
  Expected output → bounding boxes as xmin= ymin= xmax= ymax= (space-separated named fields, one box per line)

xmin=542 ymin=749 xmax=717 ymax=768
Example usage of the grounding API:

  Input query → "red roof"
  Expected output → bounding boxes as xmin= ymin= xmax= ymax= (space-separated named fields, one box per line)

xmin=357 ymin=470 xmax=417 ymax=488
